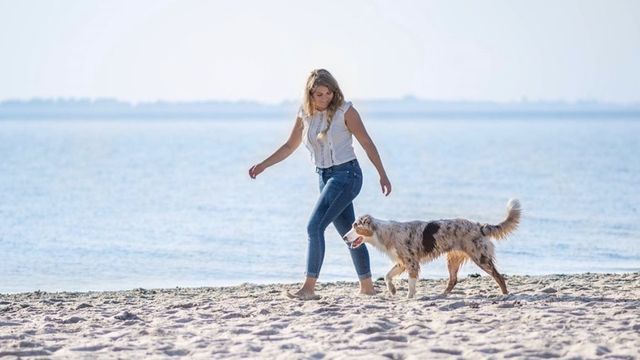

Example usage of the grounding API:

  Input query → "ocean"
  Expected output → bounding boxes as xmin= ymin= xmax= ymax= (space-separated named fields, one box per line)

xmin=1 ymin=116 xmax=638 ymax=293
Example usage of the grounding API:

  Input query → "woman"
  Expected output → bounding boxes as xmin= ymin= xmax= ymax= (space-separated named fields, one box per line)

xmin=249 ymin=69 xmax=391 ymax=299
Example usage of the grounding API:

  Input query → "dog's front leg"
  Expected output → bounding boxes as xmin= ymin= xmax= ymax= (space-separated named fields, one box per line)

xmin=407 ymin=263 xmax=420 ymax=298
xmin=385 ymin=264 xmax=404 ymax=295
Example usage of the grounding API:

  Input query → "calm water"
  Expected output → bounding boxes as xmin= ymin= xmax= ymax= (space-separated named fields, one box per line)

xmin=1 ymin=117 xmax=639 ymax=293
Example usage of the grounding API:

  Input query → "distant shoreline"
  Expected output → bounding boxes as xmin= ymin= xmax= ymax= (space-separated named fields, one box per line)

xmin=2 ymin=111 xmax=640 ymax=120
xmin=2 ymin=97 xmax=640 ymax=119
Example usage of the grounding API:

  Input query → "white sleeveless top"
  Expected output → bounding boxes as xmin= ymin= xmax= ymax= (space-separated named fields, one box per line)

xmin=298 ymin=101 xmax=357 ymax=168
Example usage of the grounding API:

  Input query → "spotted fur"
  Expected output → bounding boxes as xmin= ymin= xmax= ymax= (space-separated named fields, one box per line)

xmin=343 ymin=199 xmax=521 ymax=298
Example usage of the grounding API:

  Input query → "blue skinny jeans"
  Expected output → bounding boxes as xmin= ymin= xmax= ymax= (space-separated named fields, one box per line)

xmin=305 ymin=159 xmax=372 ymax=280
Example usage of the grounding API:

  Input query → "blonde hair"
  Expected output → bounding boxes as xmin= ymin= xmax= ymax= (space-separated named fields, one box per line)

xmin=302 ymin=69 xmax=345 ymax=140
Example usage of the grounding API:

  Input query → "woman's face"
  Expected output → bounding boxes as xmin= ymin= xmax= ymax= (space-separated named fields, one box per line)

xmin=311 ymin=85 xmax=334 ymax=111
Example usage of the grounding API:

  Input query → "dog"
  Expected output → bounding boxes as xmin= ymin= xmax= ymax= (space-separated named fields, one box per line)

xmin=343 ymin=199 xmax=521 ymax=298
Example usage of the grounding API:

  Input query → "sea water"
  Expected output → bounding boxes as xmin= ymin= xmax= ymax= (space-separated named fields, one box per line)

xmin=0 ymin=117 xmax=638 ymax=292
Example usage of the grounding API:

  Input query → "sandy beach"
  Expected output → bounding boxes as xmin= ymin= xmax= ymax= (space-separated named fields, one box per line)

xmin=1 ymin=272 xmax=638 ymax=359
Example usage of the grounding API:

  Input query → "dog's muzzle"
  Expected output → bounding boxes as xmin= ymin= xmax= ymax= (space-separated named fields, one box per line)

xmin=343 ymin=228 xmax=364 ymax=249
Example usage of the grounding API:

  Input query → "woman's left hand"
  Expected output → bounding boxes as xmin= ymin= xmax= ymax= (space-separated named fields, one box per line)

xmin=380 ymin=175 xmax=392 ymax=196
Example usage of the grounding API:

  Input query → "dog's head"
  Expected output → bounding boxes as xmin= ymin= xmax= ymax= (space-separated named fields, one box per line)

xmin=343 ymin=215 xmax=375 ymax=249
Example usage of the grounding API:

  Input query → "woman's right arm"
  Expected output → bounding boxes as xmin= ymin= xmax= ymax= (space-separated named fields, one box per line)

xmin=249 ymin=117 xmax=304 ymax=179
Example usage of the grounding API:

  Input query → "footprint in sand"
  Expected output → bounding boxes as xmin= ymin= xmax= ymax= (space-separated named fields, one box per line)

xmin=63 ymin=316 xmax=86 ymax=324
xmin=0 ymin=350 xmax=51 ymax=357
xmin=0 ymin=321 xmax=22 ymax=327
xmin=170 ymin=302 xmax=196 ymax=309
xmin=279 ymin=343 xmax=302 ymax=352
xmin=355 ymin=325 xmax=385 ymax=334
xmin=252 ymin=329 xmax=279 ymax=336
xmin=164 ymin=349 xmax=190 ymax=356
xmin=385 ymin=352 xmax=409 ymax=360
xmin=18 ymin=340 xmax=43 ymax=348
xmin=174 ymin=317 xmax=193 ymax=324
xmin=70 ymin=344 xmax=110 ymax=352
xmin=254 ymin=308 xmax=270 ymax=315
xmin=476 ymin=347 xmax=502 ymax=354
xmin=431 ymin=347 xmax=462 ymax=355
xmin=438 ymin=301 xmax=466 ymax=311
xmin=312 ymin=306 xmax=341 ymax=314
xmin=362 ymin=304 xmax=387 ymax=310
xmin=221 ymin=312 xmax=246 ymax=319
xmin=405 ymin=326 xmax=436 ymax=336
xmin=114 ymin=311 xmax=140 ymax=321
xmin=362 ymin=334 xmax=408 ymax=343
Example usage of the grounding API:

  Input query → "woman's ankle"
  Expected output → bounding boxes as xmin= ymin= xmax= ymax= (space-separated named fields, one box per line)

xmin=359 ymin=277 xmax=376 ymax=294
xmin=300 ymin=277 xmax=317 ymax=292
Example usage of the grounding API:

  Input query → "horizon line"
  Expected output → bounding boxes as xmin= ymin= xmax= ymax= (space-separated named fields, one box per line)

xmin=2 ymin=95 xmax=640 ymax=107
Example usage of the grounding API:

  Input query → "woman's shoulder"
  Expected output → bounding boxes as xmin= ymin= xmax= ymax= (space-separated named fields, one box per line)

xmin=297 ymin=104 xmax=308 ymax=119
xmin=339 ymin=100 xmax=353 ymax=113
xmin=342 ymin=101 xmax=361 ymax=119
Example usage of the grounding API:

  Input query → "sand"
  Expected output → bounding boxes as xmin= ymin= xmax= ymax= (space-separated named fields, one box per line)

xmin=1 ymin=272 xmax=639 ymax=359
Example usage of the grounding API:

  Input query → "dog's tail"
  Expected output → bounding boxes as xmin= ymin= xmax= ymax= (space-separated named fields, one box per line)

xmin=482 ymin=199 xmax=521 ymax=240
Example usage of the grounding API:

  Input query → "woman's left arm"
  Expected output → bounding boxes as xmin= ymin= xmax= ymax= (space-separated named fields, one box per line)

xmin=345 ymin=106 xmax=392 ymax=196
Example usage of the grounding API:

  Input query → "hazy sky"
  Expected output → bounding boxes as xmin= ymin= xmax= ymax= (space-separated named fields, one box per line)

xmin=1 ymin=0 xmax=639 ymax=103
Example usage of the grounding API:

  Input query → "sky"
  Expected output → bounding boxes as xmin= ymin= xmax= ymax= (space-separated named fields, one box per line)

xmin=1 ymin=0 xmax=639 ymax=104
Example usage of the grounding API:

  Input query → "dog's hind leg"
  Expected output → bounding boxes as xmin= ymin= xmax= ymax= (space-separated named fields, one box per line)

xmin=385 ymin=263 xmax=404 ymax=295
xmin=471 ymin=255 xmax=508 ymax=295
xmin=444 ymin=251 xmax=466 ymax=294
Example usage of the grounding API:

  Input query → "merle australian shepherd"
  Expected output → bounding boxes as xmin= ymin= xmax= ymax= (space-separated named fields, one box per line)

xmin=343 ymin=199 xmax=521 ymax=298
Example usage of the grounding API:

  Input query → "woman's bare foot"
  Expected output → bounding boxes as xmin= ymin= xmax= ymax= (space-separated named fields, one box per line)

xmin=359 ymin=277 xmax=376 ymax=295
xmin=286 ymin=277 xmax=320 ymax=300
xmin=286 ymin=289 xmax=321 ymax=300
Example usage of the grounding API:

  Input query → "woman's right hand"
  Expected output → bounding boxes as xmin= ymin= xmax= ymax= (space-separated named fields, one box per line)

xmin=248 ymin=163 xmax=266 ymax=179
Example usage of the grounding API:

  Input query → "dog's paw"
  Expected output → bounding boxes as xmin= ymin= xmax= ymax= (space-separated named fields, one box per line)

xmin=386 ymin=283 xmax=396 ymax=295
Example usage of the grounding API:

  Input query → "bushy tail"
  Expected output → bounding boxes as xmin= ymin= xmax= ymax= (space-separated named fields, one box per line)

xmin=483 ymin=199 xmax=521 ymax=240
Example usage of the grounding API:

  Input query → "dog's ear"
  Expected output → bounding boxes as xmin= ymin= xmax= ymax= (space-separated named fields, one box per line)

xmin=355 ymin=215 xmax=373 ymax=228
